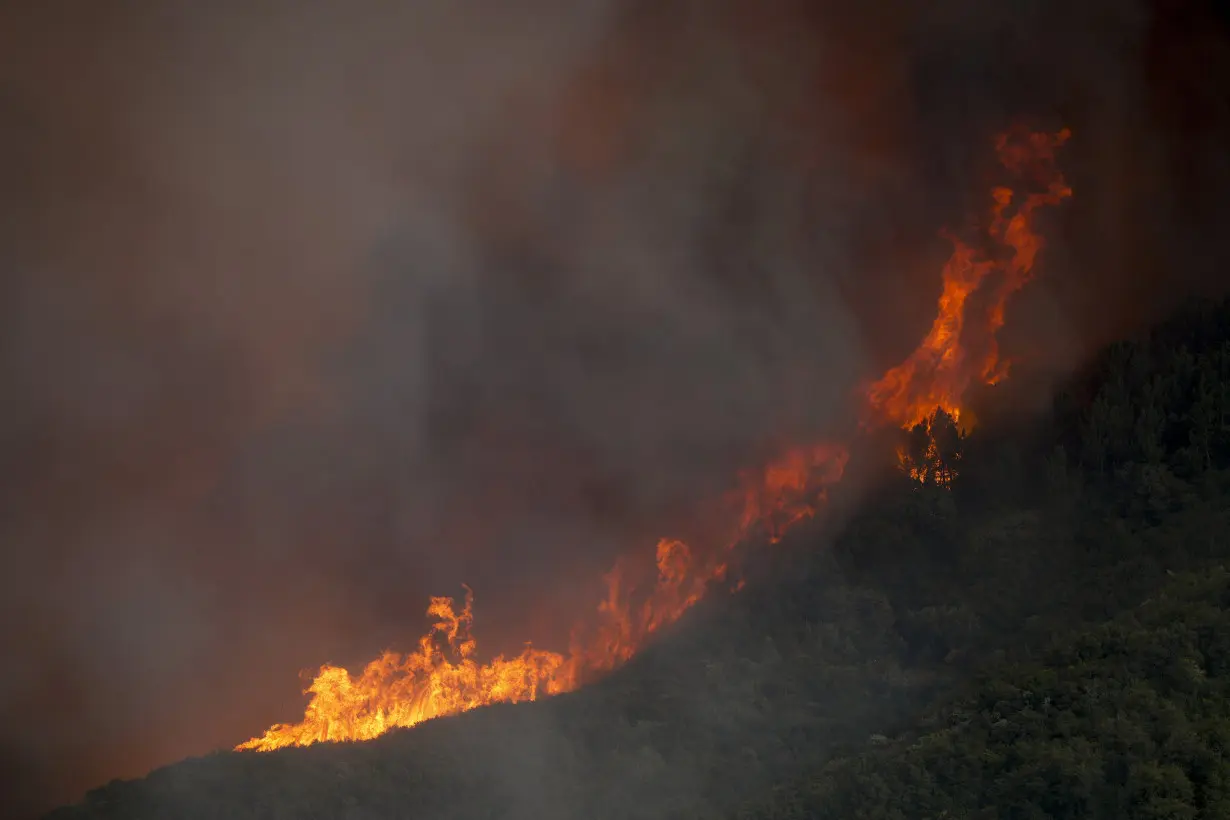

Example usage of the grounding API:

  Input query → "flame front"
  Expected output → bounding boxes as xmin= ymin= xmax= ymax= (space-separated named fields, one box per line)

xmin=237 ymin=127 xmax=1071 ymax=753
xmin=237 ymin=444 xmax=848 ymax=752
xmin=235 ymin=589 xmax=568 ymax=751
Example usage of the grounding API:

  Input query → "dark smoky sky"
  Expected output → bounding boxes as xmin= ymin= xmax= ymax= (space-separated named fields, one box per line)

xmin=1 ymin=0 xmax=1228 ymax=816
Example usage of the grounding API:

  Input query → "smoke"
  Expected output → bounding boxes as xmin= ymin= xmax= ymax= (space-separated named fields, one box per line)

xmin=2 ymin=0 xmax=1228 ymax=816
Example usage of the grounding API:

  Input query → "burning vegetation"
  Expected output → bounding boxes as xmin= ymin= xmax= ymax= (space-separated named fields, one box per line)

xmin=236 ymin=126 xmax=1072 ymax=753
xmin=865 ymin=129 xmax=1073 ymax=428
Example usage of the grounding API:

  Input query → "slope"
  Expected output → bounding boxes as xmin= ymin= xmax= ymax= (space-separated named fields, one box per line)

xmin=45 ymin=298 xmax=1230 ymax=819
xmin=742 ymin=295 xmax=1230 ymax=819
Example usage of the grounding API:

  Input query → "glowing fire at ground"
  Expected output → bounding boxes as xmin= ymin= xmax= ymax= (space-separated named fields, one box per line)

xmin=237 ymin=444 xmax=847 ymax=752
xmin=237 ymin=127 xmax=1072 ymax=753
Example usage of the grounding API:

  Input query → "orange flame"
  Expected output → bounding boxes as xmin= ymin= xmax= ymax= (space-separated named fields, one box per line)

xmin=865 ymin=127 xmax=1072 ymax=431
xmin=237 ymin=443 xmax=848 ymax=752
xmin=236 ymin=589 xmax=566 ymax=751
xmin=238 ymin=127 xmax=1070 ymax=753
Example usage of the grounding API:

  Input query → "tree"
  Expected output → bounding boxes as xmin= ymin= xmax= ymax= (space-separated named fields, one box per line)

xmin=930 ymin=408 xmax=965 ymax=488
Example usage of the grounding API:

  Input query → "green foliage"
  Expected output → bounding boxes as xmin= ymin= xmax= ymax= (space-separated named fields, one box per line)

xmin=45 ymin=297 xmax=1230 ymax=820
xmin=748 ymin=568 xmax=1230 ymax=820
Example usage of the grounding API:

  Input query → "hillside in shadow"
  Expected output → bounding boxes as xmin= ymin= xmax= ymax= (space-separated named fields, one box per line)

xmin=42 ymin=298 xmax=1230 ymax=819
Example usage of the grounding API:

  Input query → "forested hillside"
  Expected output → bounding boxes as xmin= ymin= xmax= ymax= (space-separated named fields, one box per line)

xmin=49 ymin=298 xmax=1230 ymax=819
xmin=747 ymin=566 xmax=1230 ymax=819
xmin=746 ymin=296 xmax=1230 ymax=819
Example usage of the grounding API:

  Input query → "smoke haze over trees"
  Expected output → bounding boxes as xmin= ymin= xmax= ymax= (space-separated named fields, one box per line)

xmin=2 ymin=0 xmax=1229 ymax=817
xmin=44 ymin=295 xmax=1230 ymax=819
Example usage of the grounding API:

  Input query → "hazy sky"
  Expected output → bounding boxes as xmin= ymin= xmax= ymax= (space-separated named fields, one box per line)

xmin=1 ymin=1 xmax=1228 ymax=816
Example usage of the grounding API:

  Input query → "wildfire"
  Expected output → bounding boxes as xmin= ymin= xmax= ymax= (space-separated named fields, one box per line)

xmin=237 ymin=127 xmax=1071 ymax=753
xmin=865 ymin=127 xmax=1071 ymax=432
xmin=236 ymin=590 xmax=567 ymax=751
xmin=237 ymin=443 xmax=848 ymax=752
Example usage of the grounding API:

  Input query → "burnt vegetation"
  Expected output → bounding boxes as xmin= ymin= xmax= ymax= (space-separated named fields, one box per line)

xmin=48 ymin=297 xmax=1230 ymax=819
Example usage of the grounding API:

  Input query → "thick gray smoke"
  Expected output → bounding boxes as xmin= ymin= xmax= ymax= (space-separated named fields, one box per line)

xmin=2 ymin=0 xmax=1228 ymax=816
